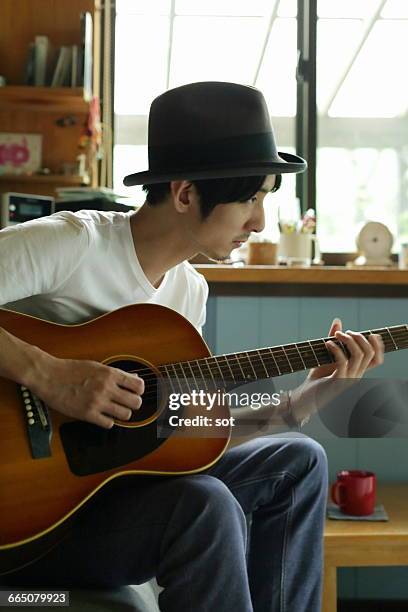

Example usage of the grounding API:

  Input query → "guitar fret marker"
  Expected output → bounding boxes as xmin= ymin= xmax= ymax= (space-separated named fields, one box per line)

xmin=386 ymin=327 xmax=398 ymax=350
xmin=245 ymin=352 xmax=257 ymax=378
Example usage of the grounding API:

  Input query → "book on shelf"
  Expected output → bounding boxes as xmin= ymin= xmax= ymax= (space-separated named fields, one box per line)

xmin=71 ymin=45 xmax=79 ymax=87
xmin=21 ymin=10 xmax=93 ymax=91
xmin=50 ymin=46 xmax=72 ymax=87
xmin=34 ymin=35 xmax=53 ymax=86
xmin=23 ymin=43 xmax=36 ymax=86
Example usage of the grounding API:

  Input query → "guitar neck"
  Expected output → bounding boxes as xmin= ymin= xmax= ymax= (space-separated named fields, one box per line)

xmin=162 ymin=325 xmax=408 ymax=386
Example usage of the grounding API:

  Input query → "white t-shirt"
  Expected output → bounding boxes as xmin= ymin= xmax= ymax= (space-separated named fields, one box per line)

xmin=0 ymin=210 xmax=209 ymax=333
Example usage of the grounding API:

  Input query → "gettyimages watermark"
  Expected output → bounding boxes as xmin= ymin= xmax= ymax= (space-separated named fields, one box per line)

xmin=166 ymin=388 xmax=281 ymax=431
xmin=154 ymin=377 xmax=408 ymax=439
xmin=156 ymin=378 xmax=285 ymax=438
xmin=167 ymin=388 xmax=282 ymax=411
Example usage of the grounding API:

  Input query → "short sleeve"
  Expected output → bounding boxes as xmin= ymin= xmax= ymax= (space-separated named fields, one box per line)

xmin=0 ymin=214 xmax=90 ymax=306
xmin=195 ymin=275 xmax=209 ymax=336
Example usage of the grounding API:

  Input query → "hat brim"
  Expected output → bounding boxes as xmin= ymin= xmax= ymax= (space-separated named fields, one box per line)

xmin=123 ymin=152 xmax=306 ymax=186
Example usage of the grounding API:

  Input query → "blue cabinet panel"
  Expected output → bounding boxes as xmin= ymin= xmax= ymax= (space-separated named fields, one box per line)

xmin=357 ymin=439 xmax=408 ymax=481
xmin=299 ymin=297 xmax=359 ymax=339
xmin=358 ymin=298 xmax=408 ymax=380
xmin=209 ymin=292 xmax=408 ymax=602
xmin=202 ymin=295 xmax=217 ymax=352
xmin=259 ymin=297 xmax=300 ymax=345
xmin=215 ymin=297 xmax=260 ymax=354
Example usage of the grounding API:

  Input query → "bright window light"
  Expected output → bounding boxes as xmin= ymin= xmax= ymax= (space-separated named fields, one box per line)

xmin=175 ymin=0 xmax=275 ymax=16
xmin=114 ymin=1 xmax=408 ymax=254
xmin=329 ymin=21 xmax=408 ymax=117
xmin=317 ymin=0 xmax=378 ymax=19
xmin=256 ymin=18 xmax=297 ymax=116
xmin=317 ymin=19 xmax=362 ymax=112
xmin=169 ymin=17 xmax=268 ymax=87
xmin=277 ymin=0 xmax=297 ymax=18
xmin=114 ymin=16 xmax=169 ymax=115
xmin=317 ymin=148 xmax=401 ymax=252
xmin=114 ymin=145 xmax=148 ymax=202
xmin=381 ymin=0 xmax=408 ymax=18
xmin=116 ymin=0 xmax=170 ymax=15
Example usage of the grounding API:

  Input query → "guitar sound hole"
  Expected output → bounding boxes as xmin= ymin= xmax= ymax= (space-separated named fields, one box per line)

xmin=59 ymin=359 xmax=169 ymax=476
xmin=108 ymin=359 xmax=161 ymax=424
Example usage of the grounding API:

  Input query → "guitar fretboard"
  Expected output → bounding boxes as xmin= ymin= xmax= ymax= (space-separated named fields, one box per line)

xmin=159 ymin=325 xmax=408 ymax=390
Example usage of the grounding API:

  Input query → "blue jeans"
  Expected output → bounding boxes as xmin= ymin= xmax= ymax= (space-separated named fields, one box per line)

xmin=4 ymin=436 xmax=328 ymax=612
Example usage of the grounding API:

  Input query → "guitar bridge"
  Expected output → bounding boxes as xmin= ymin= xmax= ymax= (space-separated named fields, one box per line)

xmin=20 ymin=385 xmax=52 ymax=459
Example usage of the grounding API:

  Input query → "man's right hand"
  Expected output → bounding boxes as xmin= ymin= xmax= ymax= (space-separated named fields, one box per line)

xmin=28 ymin=356 xmax=145 ymax=429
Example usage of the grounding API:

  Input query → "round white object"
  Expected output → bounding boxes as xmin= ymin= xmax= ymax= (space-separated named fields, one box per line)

xmin=355 ymin=221 xmax=393 ymax=266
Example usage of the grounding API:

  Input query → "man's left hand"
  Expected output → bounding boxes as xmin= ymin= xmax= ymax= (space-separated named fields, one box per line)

xmin=290 ymin=318 xmax=385 ymax=424
xmin=308 ymin=317 xmax=384 ymax=381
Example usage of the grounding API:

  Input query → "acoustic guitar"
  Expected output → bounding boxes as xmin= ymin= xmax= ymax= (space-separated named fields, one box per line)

xmin=0 ymin=303 xmax=406 ymax=575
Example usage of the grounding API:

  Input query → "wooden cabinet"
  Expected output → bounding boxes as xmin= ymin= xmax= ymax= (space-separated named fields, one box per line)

xmin=0 ymin=0 xmax=101 ymax=197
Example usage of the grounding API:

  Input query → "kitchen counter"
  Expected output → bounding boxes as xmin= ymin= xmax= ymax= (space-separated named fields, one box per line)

xmin=193 ymin=265 xmax=408 ymax=297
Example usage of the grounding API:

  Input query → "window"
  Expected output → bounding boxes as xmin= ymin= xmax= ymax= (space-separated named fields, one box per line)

xmin=114 ymin=0 xmax=299 ymax=240
xmin=113 ymin=0 xmax=408 ymax=253
xmin=316 ymin=0 xmax=408 ymax=252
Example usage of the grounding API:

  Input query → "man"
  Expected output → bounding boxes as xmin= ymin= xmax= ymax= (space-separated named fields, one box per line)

xmin=0 ymin=82 xmax=383 ymax=610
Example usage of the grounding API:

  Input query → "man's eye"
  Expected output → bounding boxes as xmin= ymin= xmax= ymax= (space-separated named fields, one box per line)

xmin=249 ymin=196 xmax=257 ymax=203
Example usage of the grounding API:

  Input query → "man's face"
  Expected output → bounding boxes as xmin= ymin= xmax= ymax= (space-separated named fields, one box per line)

xmin=191 ymin=175 xmax=278 ymax=261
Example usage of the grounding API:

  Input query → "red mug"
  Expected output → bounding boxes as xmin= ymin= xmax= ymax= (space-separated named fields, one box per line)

xmin=331 ymin=470 xmax=376 ymax=516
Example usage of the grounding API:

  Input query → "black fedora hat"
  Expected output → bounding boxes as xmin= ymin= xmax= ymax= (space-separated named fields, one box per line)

xmin=123 ymin=81 xmax=306 ymax=186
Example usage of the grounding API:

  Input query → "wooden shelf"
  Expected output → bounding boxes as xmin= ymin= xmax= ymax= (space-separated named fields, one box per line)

xmin=0 ymin=86 xmax=89 ymax=113
xmin=0 ymin=174 xmax=89 ymax=185
xmin=0 ymin=1 xmax=99 ymax=198
xmin=194 ymin=264 xmax=408 ymax=285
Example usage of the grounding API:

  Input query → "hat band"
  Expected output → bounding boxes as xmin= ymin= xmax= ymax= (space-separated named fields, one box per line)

xmin=148 ymin=132 xmax=279 ymax=173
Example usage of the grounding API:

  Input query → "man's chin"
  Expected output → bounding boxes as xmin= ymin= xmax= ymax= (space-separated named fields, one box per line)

xmin=201 ymin=250 xmax=231 ymax=263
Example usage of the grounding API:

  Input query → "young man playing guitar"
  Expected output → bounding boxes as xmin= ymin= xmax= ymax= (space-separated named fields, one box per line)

xmin=0 ymin=82 xmax=384 ymax=611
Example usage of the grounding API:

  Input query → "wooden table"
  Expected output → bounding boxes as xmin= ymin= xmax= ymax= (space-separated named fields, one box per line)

xmin=323 ymin=484 xmax=408 ymax=612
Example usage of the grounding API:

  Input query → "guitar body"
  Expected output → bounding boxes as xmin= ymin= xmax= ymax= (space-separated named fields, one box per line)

xmin=0 ymin=304 xmax=230 ymax=574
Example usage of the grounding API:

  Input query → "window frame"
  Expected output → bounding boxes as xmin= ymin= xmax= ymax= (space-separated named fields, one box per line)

xmin=112 ymin=0 xmax=408 ymax=260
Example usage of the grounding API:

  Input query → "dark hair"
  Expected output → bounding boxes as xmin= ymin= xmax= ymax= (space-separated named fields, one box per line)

xmin=142 ymin=174 xmax=282 ymax=219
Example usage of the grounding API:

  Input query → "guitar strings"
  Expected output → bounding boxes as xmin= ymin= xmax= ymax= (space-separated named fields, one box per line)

xmin=115 ymin=330 xmax=408 ymax=384
xmin=119 ymin=335 xmax=408 ymax=389
xmin=119 ymin=333 xmax=408 ymax=403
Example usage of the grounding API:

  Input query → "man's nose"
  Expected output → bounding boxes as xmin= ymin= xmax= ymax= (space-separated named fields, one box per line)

xmin=247 ymin=203 xmax=265 ymax=234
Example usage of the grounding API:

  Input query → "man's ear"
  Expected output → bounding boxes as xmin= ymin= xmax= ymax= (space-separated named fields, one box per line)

xmin=170 ymin=180 xmax=195 ymax=212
